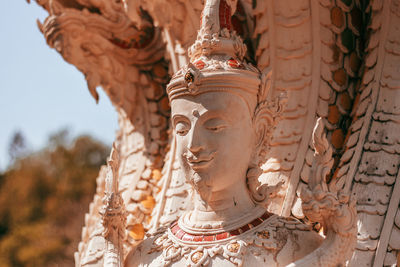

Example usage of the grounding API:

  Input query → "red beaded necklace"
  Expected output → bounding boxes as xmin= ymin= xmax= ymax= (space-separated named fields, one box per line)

xmin=170 ymin=211 xmax=272 ymax=242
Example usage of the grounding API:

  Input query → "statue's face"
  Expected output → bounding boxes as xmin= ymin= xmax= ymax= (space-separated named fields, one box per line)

xmin=171 ymin=92 xmax=255 ymax=197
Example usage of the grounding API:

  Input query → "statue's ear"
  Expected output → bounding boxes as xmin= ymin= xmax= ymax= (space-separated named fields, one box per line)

xmin=252 ymin=94 xmax=286 ymax=164
xmin=248 ymin=99 xmax=285 ymax=204
xmin=253 ymin=102 xmax=275 ymax=162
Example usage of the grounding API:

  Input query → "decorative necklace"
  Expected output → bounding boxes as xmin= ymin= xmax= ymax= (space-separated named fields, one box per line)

xmin=170 ymin=211 xmax=273 ymax=242
xmin=148 ymin=212 xmax=280 ymax=267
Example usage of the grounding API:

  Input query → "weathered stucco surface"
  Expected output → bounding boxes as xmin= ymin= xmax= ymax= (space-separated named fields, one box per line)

xmin=31 ymin=0 xmax=400 ymax=266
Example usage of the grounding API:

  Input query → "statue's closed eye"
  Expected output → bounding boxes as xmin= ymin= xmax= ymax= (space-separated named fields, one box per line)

xmin=175 ymin=121 xmax=190 ymax=136
xmin=203 ymin=118 xmax=228 ymax=133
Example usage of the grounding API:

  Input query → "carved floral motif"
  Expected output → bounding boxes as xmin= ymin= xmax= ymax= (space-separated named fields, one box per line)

xmin=29 ymin=0 xmax=400 ymax=266
xmin=146 ymin=215 xmax=312 ymax=267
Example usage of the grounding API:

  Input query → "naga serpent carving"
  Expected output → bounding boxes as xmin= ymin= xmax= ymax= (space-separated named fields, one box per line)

xmin=29 ymin=0 xmax=400 ymax=266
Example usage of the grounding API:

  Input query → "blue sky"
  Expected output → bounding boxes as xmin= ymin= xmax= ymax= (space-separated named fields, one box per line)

xmin=0 ymin=1 xmax=118 ymax=170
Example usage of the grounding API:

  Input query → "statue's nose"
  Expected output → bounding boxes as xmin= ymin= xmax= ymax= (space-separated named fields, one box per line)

xmin=187 ymin=128 xmax=203 ymax=153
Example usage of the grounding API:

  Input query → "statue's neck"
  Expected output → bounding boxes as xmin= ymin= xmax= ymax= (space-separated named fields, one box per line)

xmin=184 ymin=180 xmax=265 ymax=230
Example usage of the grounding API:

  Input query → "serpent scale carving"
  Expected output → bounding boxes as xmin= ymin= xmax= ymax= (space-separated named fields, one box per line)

xmin=29 ymin=0 xmax=400 ymax=265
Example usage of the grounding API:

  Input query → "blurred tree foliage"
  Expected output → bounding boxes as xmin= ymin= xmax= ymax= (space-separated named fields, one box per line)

xmin=0 ymin=130 xmax=110 ymax=267
xmin=8 ymin=130 xmax=28 ymax=164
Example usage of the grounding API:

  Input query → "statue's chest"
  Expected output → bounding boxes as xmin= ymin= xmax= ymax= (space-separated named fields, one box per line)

xmin=143 ymin=219 xmax=283 ymax=267
xmin=142 ymin=240 xmax=282 ymax=267
xmin=146 ymin=252 xmax=279 ymax=267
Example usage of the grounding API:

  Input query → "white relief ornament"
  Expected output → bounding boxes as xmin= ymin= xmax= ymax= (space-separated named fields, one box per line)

xmin=33 ymin=0 xmax=400 ymax=264
xmin=189 ymin=16 xmax=220 ymax=59
xmin=145 ymin=214 xmax=288 ymax=267
xmin=188 ymin=0 xmax=246 ymax=62
xmin=150 ymin=232 xmax=249 ymax=267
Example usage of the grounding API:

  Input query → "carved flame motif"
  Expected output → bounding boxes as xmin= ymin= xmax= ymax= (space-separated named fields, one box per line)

xmin=100 ymin=143 xmax=127 ymax=267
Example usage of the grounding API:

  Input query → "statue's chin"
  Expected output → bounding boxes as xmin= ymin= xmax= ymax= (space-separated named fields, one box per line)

xmin=189 ymin=172 xmax=212 ymax=203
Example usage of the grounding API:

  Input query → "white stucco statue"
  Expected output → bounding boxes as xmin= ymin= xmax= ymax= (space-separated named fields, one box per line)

xmin=125 ymin=0 xmax=356 ymax=266
xmin=33 ymin=0 xmax=400 ymax=265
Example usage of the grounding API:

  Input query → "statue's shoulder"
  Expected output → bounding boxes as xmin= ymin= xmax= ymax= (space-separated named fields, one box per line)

xmin=255 ymin=215 xmax=323 ymax=265
xmin=125 ymin=215 xmax=323 ymax=267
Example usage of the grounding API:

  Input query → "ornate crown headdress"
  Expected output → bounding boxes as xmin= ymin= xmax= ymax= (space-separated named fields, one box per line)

xmin=166 ymin=0 xmax=262 ymax=114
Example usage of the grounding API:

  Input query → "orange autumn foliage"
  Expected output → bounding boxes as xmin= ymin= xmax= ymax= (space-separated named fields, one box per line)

xmin=0 ymin=131 xmax=110 ymax=267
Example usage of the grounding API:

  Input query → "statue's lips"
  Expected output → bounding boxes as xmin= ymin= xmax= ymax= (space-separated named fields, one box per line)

xmin=186 ymin=153 xmax=215 ymax=170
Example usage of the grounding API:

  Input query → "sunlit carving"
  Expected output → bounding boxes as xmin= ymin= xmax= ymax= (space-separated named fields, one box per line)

xmin=30 ymin=0 xmax=400 ymax=266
